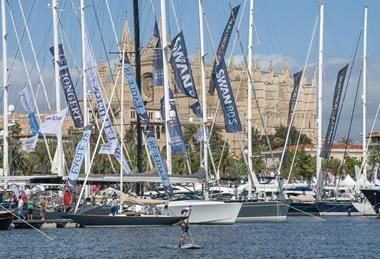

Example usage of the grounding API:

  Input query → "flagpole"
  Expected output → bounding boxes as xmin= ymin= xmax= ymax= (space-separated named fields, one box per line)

xmin=316 ymin=3 xmax=324 ymax=200
xmin=198 ymin=0 xmax=209 ymax=200
xmin=247 ymin=0 xmax=254 ymax=198
xmin=362 ymin=5 xmax=368 ymax=179
xmin=2 ymin=0 xmax=9 ymax=184
xmin=52 ymin=0 xmax=63 ymax=177
xmin=160 ymin=0 xmax=172 ymax=175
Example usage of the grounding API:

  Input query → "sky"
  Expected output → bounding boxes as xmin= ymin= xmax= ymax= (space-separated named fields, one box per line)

xmin=1 ymin=0 xmax=380 ymax=143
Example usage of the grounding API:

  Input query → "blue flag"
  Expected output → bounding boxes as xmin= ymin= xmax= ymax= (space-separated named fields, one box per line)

xmin=67 ymin=125 xmax=92 ymax=191
xmin=152 ymin=21 xmax=164 ymax=87
xmin=160 ymin=90 xmax=187 ymax=154
xmin=170 ymin=31 xmax=198 ymax=99
xmin=190 ymin=101 xmax=203 ymax=118
xmin=29 ymin=112 xmax=40 ymax=135
xmin=124 ymin=55 xmax=150 ymax=124
xmin=145 ymin=129 xmax=172 ymax=193
xmin=212 ymin=59 xmax=242 ymax=133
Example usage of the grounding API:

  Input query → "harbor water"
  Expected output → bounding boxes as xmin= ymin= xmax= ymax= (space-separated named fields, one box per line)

xmin=0 ymin=216 xmax=379 ymax=258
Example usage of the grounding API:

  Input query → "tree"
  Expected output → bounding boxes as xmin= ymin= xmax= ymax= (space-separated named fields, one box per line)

xmin=268 ymin=125 xmax=312 ymax=149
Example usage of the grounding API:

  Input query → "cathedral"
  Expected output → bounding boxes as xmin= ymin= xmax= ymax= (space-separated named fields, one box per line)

xmin=98 ymin=20 xmax=317 ymax=156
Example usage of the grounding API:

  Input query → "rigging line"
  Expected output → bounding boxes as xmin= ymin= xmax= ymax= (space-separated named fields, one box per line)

xmin=169 ymin=0 xmax=180 ymax=32
xmin=87 ymin=95 xmax=119 ymax=173
xmin=7 ymin=0 xmax=37 ymax=84
xmin=332 ymin=26 xmax=363 ymax=157
xmin=16 ymin=0 xmax=52 ymax=110
xmin=277 ymin=14 xmax=318 ymax=176
xmin=226 ymin=0 xmax=275 ymax=164
xmin=359 ymin=101 xmax=380 ymax=175
xmin=90 ymin=0 xmax=117 ymax=85
xmin=7 ymin=1 xmax=53 ymax=166
xmin=57 ymin=18 xmax=80 ymax=72
xmin=75 ymin=62 xmax=123 ymax=213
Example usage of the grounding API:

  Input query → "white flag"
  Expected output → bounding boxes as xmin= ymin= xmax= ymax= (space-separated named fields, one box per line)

xmin=22 ymin=135 xmax=38 ymax=152
xmin=354 ymin=165 xmax=360 ymax=180
xmin=98 ymin=141 xmax=117 ymax=155
xmin=19 ymin=87 xmax=34 ymax=113
xmin=39 ymin=108 xmax=67 ymax=134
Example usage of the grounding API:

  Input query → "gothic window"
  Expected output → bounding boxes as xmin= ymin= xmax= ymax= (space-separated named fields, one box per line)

xmin=131 ymin=110 xmax=136 ymax=119
xmin=142 ymin=73 xmax=154 ymax=102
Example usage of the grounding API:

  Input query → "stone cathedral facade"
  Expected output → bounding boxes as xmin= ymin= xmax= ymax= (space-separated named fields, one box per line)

xmin=99 ymin=21 xmax=317 ymax=156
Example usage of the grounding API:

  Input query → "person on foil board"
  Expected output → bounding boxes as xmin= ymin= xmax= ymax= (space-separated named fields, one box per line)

xmin=179 ymin=206 xmax=196 ymax=248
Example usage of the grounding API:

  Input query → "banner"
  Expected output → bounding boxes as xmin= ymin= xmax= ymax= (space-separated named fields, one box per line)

xmin=22 ymin=135 xmax=38 ymax=152
xmin=212 ymin=59 xmax=242 ymax=133
xmin=160 ymin=91 xmax=187 ymax=154
xmin=124 ymin=55 xmax=150 ymax=124
xmin=84 ymin=33 xmax=131 ymax=174
xmin=354 ymin=165 xmax=360 ymax=181
xmin=288 ymin=71 xmax=303 ymax=122
xmin=152 ymin=20 xmax=164 ymax=87
xmin=98 ymin=141 xmax=117 ymax=155
xmin=10 ymin=184 xmax=20 ymax=199
xmin=67 ymin=125 xmax=92 ymax=191
xmin=145 ymin=129 xmax=172 ymax=193
xmin=50 ymin=44 xmax=84 ymax=128
xmin=190 ymin=101 xmax=203 ymax=118
xmin=39 ymin=108 xmax=67 ymax=135
xmin=209 ymin=5 xmax=240 ymax=95
xmin=320 ymin=64 xmax=348 ymax=158
xmin=170 ymin=31 xmax=198 ymax=99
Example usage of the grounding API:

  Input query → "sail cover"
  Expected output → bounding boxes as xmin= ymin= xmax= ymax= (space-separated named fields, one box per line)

xmin=50 ymin=44 xmax=84 ymax=128
xmin=209 ymin=5 xmax=240 ymax=95
xmin=320 ymin=64 xmax=348 ymax=159
xmin=212 ymin=59 xmax=242 ymax=133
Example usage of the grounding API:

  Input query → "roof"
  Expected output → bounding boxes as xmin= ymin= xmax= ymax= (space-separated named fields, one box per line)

xmin=273 ymin=143 xmax=363 ymax=152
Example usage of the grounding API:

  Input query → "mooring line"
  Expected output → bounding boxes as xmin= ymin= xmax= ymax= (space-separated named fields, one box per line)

xmin=0 ymin=204 xmax=54 ymax=240
xmin=280 ymin=201 xmax=326 ymax=222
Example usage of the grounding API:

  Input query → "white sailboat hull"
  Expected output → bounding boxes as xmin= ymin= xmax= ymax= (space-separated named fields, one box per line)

xmin=352 ymin=201 xmax=376 ymax=216
xmin=162 ymin=200 xmax=242 ymax=224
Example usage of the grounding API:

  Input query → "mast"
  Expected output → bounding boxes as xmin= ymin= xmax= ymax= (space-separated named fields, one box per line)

xmin=316 ymin=3 xmax=324 ymax=199
xmin=362 ymin=6 xmax=368 ymax=179
xmin=120 ymin=46 xmax=125 ymax=211
xmin=198 ymin=0 xmax=209 ymax=200
xmin=133 ymin=0 xmax=143 ymax=195
xmin=2 ymin=0 xmax=9 ymax=183
xmin=80 ymin=0 xmax=90 ymax=184
xmin=247 ymin=0 xmax=254 ymax=197
xmin=160 ymin=0 xmax=172 ymax=175
xmin=52 ymin=0 xmax=63 ymax=177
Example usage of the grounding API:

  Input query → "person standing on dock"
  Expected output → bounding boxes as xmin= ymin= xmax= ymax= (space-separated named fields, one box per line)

xmin=17 ymin=196 xmax=24 ymax=219
xmin=26 ymin=199 xmax=34 ymax=220
xmin=40 ymin=197 xmax=47 ymax=220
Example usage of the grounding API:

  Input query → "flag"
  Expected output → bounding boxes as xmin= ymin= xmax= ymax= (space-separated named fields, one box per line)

xmin=67 ymin=125 xmax=92 ymax=192
xmin=50 ymin=44 xmax=84 ymax=128
xmin=190 ymin=101 xmax=203 ymax=118
xmin=209 ymin=5 xmax=240 ymax=95
xmin=22 ymin=135 xmax=38 ymax=152
xmin=39 ymin=108 xmax=67 ymax=135
xmin=145 ymin=129 xmax=172 ymax=193
xmin=320 ymin=64 xmax=349 ymax=158
xmin=98 ymin=141 xmax=117 ymax=155
xmin=354 ymin=165 xmax=360 ymax=181
xmin=160 ymin=90 xmax=187 ymax=154
xmin=211 ymin=59 xmax=242 ymax=133
xmin=19 ymin=88 xmax=40 ymax=135
xmin=287 ymin=71 xmax=303 ymax=122
xmin=152 ymin=20 xmax=164 ymax=87
xmin=194 ymin=126 xmax=209 ymax=143
xmin=124 ymin=54 xmax=150 ymax=124
xmin=170 ymin=31 xmax=198 ymax=99
xmin=84 ymin=32 xmax=131 ymax=175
